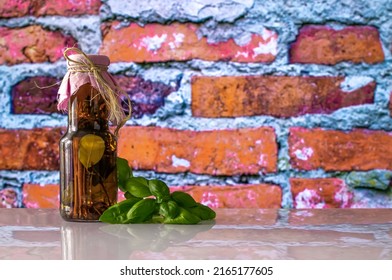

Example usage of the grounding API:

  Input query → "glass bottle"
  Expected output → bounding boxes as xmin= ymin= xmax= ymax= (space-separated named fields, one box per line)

xmin=59 ymin=58 xmax=118 ymax=222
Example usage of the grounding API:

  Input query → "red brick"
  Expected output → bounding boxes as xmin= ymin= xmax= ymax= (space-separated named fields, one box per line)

xmin=290 ymin=178 xmax=353 ymax=209
xmin=118 ymin=126 xmax=277 ymax=175
xmin=192 ymin=76 xmax=374 ymax=118
xmin=0 ymin=0 xmax=101 ymax=18
xmin=23 ymin=184 xmax=125 ymax=208
xmin=0 ymin=128 xmax=64 ymax=170
xmin=289 ymin=127 xmax=392 ymax=171
xmin=23 ymin=184 xmax=59 ymax=208
xmin=21 ymin=184 xmax=281 ymax=209
xmin=0 ymin=126 xmax=276 ymax=173
xmin=12 ymin=77 xmax=61 ymax=114
xmin=0 ymin=26 xmax=76 ymax=65
xmin=290 ymin=25 xmax=384 ymax=65
xmin=12 ymin=76 xmax=177 ymax=117
xmin=115 ymin=76 xmax=178 ymax=118
xmin=390 ymin=92 xmax=392 ymax=117
xmin=177 ymin=184 xmax=282 ymax=208
xmin=99 ymin=22 xmax=277 ymax=63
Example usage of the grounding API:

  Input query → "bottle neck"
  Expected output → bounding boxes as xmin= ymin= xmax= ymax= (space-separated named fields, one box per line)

xmin=68 ymin=84 xmax=109 ymax=132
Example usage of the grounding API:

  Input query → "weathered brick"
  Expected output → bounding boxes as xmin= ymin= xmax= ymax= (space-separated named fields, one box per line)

xmin=0 ymin=188 xmax=18 ymax=208
xmin=290 ymin=178 xmax=354 ymax=209
xmin=0 ymin=126 xmax=276 ymax=173
xmin=0 ymin=128 xmax=64 ymax=170
xmin=115 ymin=76 xmax=179 ymax=118
xmin=0 ymin=26 xmax=76 ymax=65
xmin=23 ymin=184 xmax=125 ymax=208
xmin=12 ymin=76 xmax=177 ymax=117
xmin=177 ymin=184 xmax=282 ymax=208
xmin=12 ymin=77 xmax=61 ymax=114
xmin=0 ymin=0 xmax=101 ymax=18
xmin=21 ymin=184 xmax=281 ymax=209
xmin=192 ymin=76 xmax=375 ymax=118
xmin=390 ymin=92 xmax=392 ymax=117
xmin=290 ymin=25 xmax=384 ymax=65
xmin=22 ymin=184 xmax=59 ymax=208
xmin=289 ymin=127 xmax=392 ymax=171
xmin=100 ymin=22 xmax=277 ymax=63
xmin=118 ymin=126 xmax=277 ymax=175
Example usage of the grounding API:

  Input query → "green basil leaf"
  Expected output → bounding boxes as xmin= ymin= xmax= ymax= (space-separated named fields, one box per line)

xmin=124 ymin=191 xmax=135 ymax=199
xmin=124 ymin=177 xmax=152 ymax=198
xmin=149 ymin=179 xmax=170 ymax=202
xmin=164 ymin=207 xmax=201 ymax=224
xmin=127 ymin=198 xmax=156 ymax=223
xmin=171 ymin=191 xmax=197 ymax=208
xmin=117 ymin=157 xmax=132 ymax=191
xmin=187 ymin=203 xmax=216 ymax=220
xmin=99 ymin=197 xmax=141 ymax=224
xmin=167 ymin=200 xmax=180 ymax=218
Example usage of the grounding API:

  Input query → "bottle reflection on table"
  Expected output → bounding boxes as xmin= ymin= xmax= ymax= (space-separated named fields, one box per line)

xmin=61 ymin=221 xmax=215 ymax=259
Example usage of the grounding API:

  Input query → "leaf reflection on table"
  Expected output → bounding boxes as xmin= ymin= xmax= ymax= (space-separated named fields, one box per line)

xmin=100 ymin=221 xmax=215 ymax=252
xmin=61 ymin=221 xmax=215 ymax=259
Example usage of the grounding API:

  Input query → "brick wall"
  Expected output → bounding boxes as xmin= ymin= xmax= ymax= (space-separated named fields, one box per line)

xmin=1 ymin=0 xmax=392 ymax=209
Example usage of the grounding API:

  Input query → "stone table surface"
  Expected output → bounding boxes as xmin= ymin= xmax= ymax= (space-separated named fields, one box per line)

xmin=1 ymin=208 xmax=392 ymax=260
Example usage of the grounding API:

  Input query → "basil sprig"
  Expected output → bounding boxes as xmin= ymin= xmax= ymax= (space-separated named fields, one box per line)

xmin=99 ymin=157 xmax=216 ymax=224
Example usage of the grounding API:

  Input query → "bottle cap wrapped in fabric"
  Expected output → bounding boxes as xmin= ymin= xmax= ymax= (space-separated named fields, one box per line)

xmin=57 ymin=49 xmax=129 ymax=128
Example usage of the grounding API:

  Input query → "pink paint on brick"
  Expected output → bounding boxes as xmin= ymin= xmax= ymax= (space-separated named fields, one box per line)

xmin=191 ymin=76 xmax=375 ymax=118
xmin=289 ymin=127 xmax=392 ymax=171
xmin=294 ymin=189 xmax=325 ymax=209
xmin=117 ymin=126 xmax=277 ymax=175
xmin=0 ymin=0 xmax=101 ymax=18
xmin=290 ymin=25 xmax=384 ymax=65
xmin=0 ymin=0 xmax=29 ymax=17
xmin=177 ymin=184 xmax=282 ymax=208
xmin=0 ymin=26 xmax=76 ymax=65
xmin=291 ymin=178 xmax=354 ymax=209
xmin=100 ymin=22 xmax=278 ymax=63
xmin=0 ymin=188 xmax=18 ymax=208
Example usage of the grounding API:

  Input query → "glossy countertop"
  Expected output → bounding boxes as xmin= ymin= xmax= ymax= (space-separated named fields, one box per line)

xmin=1 ymin=208 xmax=392 ymax=260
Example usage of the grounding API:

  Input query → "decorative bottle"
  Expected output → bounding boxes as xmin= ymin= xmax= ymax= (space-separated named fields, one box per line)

xmin=58 ymin=49 xmax=128 ymax=221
